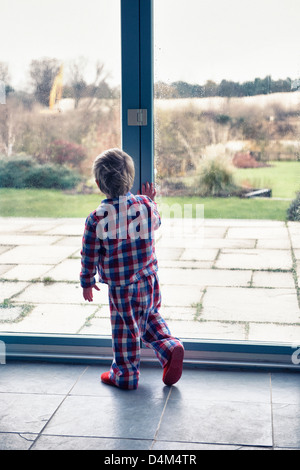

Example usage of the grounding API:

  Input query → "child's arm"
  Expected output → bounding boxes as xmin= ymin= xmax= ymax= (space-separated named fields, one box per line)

xmin=138 ymin=182 xmax=161 ymax=231
xmin=80 ymin=214 xmax=101 ymax=302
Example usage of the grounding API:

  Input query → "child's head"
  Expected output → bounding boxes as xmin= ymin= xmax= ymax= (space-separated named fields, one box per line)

xmin=93 ymin=148 xmax=135 ymax=198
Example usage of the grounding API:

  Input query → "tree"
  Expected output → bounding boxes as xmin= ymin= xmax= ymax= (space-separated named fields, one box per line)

xmin=29 ymin=58 xmax=60 ymax=106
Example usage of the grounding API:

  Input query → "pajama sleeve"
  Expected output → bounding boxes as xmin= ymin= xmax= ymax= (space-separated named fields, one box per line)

xmin=80 ymin=214 xmax=102 ymax=288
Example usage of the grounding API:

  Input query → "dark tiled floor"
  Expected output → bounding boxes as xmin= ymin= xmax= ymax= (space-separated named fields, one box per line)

xmin=0 ymin=361 xmax=300 ymax=450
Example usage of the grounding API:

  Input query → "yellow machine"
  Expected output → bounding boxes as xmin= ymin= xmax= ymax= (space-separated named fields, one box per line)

xmin=49 ymin=65 xmax=63 ymax=110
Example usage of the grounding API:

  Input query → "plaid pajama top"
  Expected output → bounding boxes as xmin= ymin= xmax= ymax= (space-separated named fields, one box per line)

xmin=80 ymin=192 xmax=161 ymax=287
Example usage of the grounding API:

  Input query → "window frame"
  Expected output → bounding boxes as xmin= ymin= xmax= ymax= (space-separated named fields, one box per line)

xmin=0 ymin=0 xmax=299 ymax=372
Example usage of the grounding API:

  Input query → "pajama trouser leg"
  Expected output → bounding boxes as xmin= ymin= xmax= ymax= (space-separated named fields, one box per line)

xmin=108 ymin=273 xmax=183 ymax=389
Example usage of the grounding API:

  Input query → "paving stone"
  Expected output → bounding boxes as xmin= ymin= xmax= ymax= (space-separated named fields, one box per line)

xmin=3 ymin=265 xmax=53 ymax=281
xmin=1 ymin=303 xmax=98 ymax=334
xmin=294 ymin=250 xmax=300 ymax=261
xmin=158 ymin=260 xmax=213 ymax=269
xmin=0 ymin=305 xmax=23 ymax=322
xmin=0 ymin=282 xmax=29 ymax=303
xmin=166 ymin=319 xmax=246 ymax=340
xmin=78 ymin=317 xmax=112 ymax=335
xmin=159 ymin=268 xmax=251 ymax=287
xmin=0 ymin=265 xmax=14 ymax=276
xmin=161 ymin=285 xmax=203 ymax=307
xmin=13 ymin=282 xmax=109 ymax=305
xmin=201 ymin=287 xmax=300 ymax=324
xmin=252 ymin=271 xmax=295 ymax=289
xmin=45 ymin=221 xmax=85 ymax=236
xmin=204 ymin=219 xmax=285 ymax=227
xmin=45 ymin=259 xmax=81 ymax=281
xmin=0 ymin=245 xmax=78 ymax=265
xmin=256 ymin=239 xmax=291 ymax=249
xmin=0 ymin=235 xmax=60 ymax=246
xmin=180 ymin=248 xmax=218 ymax=261
xmin=54 ymin=236 xmax=82 ymax=247
xmin=226 ymin=227 xmax=289 ymax=240
xmin=215 ymin=249 xmax=293 ymax=270
xmin=248 ymin=323 xmax=300 ymax=343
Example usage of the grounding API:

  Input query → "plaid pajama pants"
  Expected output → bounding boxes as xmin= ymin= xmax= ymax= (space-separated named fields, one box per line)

xmin=108 ymin=272 xmax=182 ymax=389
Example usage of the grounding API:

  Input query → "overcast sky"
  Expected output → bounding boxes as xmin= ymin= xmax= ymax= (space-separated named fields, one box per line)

xmin=1 ymin=0 xmax=299 ymax=90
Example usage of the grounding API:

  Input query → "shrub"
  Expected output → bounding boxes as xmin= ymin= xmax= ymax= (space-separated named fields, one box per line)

xmin=0 ymin=156 xmax=81 ymax=190
xmin=45 ymin=139 xmax=87 ymax=168
xmin=196 ymin=155 xmax=238 ymax=196
xmin=287 ymin=192 xmax=300 ymax=221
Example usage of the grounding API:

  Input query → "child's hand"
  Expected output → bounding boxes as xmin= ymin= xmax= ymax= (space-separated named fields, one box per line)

xmin=83 ymin=285 xmax=100 ymax=302
xmin=138 ymin=182 xmax=156 ymax=200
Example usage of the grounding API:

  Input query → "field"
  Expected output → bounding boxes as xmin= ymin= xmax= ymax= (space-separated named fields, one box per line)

xmin=234 ymin=161 xmax=299 ymax=199
xmin=0 ymin=188 xmax=291 ymax=221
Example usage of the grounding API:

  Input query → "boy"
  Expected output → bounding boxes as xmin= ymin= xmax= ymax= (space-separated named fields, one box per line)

xmin=80 ymin=148 xmax=184 ymax=390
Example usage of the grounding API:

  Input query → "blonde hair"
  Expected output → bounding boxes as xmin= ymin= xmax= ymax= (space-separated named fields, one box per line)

xmin=93 ymin=148 xmax=135 ymax=198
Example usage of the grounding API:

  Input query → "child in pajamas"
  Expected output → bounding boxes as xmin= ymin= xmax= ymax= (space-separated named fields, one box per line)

xmin=80 ymin=148 xmax=184 ymax=390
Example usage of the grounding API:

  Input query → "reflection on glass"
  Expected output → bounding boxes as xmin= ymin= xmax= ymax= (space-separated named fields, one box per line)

xmin=154 ymin=0 xmax=300 ymax=342
xmin=0 ymin=0 xmax=121 ymax=335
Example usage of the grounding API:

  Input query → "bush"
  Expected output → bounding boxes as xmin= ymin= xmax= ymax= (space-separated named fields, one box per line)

xmin=45 ymin=140 xmax=87 ymax=167
xmin=287 ymin=192 xmax=300 ymax=221
xmin=0 ymin=156 xmax=81 ymax=190
xmin=196 ymin=155 xmax=238 ymax=196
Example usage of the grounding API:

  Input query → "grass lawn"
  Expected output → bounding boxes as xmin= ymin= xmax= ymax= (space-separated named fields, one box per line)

xmin=0 ymin=188 xmax=291 ymax=220
xmin=234 ymin=161 xmax=299 ymax=199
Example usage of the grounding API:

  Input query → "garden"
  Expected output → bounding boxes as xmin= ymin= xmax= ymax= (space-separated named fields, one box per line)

xmin=0 ymin=59 xmax=299 ymax=221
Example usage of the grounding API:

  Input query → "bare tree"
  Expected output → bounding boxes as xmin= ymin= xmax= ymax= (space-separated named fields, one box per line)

xmin=29 ymin=58 xmax=60 ymax=106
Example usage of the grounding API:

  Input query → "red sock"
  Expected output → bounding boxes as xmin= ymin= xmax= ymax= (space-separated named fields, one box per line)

xmin=163 ymin=345 xmax=184 ymax=386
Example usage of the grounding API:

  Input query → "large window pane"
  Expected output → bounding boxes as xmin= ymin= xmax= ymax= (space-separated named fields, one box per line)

xmin=154 ymin=0 xmax=300 ymax=343
xmin=0 ymin=0 xmax=121 ymax=335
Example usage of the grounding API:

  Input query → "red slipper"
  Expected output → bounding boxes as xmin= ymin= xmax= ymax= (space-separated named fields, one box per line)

xmin=163 ymin=345 xmax=184 ymax=386
xmin=101 ymin=371 xmax=116 ymax=387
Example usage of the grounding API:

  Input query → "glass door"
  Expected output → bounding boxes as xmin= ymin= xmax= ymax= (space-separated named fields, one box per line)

xmin=0 ymin=0 xmax=121 ymax=337
xmin=154 ymin=0 xmax=300 ymax=345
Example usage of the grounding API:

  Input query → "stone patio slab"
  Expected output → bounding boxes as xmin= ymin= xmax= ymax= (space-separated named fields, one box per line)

xmin=3 ymin=265 xmax=53 ymax=281
xmin=180 ymin=248 xmax=218 ymax=261
xmin=256 ymin=239 xmax=291 ymax=250
xmin=161 ymin=285 xmax=203 ymax=307
xmin=1 ymin=282 xmax=29 ymax=303
xmin=166 ymin=319 xmax=246 ymax=340
xmin=215 ymin=249 xmax=293 ymax=270
xmin=13 ymin=282 xmax=109 ymax=305
xmin=252 ymin=271 xmax=295 ymax=289
xmin=248 ymin=323 xmax=300 ymax=343
xmin=226 ymin=227 xmax=289 ymax=240
xmin=0 ymin=245 xmax=78 ymax=265
xmin=159 ymin=268 xmax=251 ymax=287
xmin=0 ymin=235 xmax=60 ymax=246
xmin=201 ymin=287 xmax=300 ymax=324
xmin=45 ymin=259 xmax=81 ymax=282
xmin=0 ymin=303 xmax=98 ymax=334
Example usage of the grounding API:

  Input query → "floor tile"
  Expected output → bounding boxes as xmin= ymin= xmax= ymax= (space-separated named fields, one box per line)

xmin=157 ymin=399 xmax=272 ymax=447
xmin=0 ymin=362 xmax=86 ymax=394
xmin=0 ymin=393 xmax=63 ymax=433
xmin=31 ymin=435 xmax=152 ymax=450
xmin=43 ymin=394 xmax=167 ymax=440
xmin=272 ymin=403 xmax=300 ymax=448
xmin=0 ymin=432 xmax=37 ymax=450
xmin=170 ymin=369 xmax=271 ymax=404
